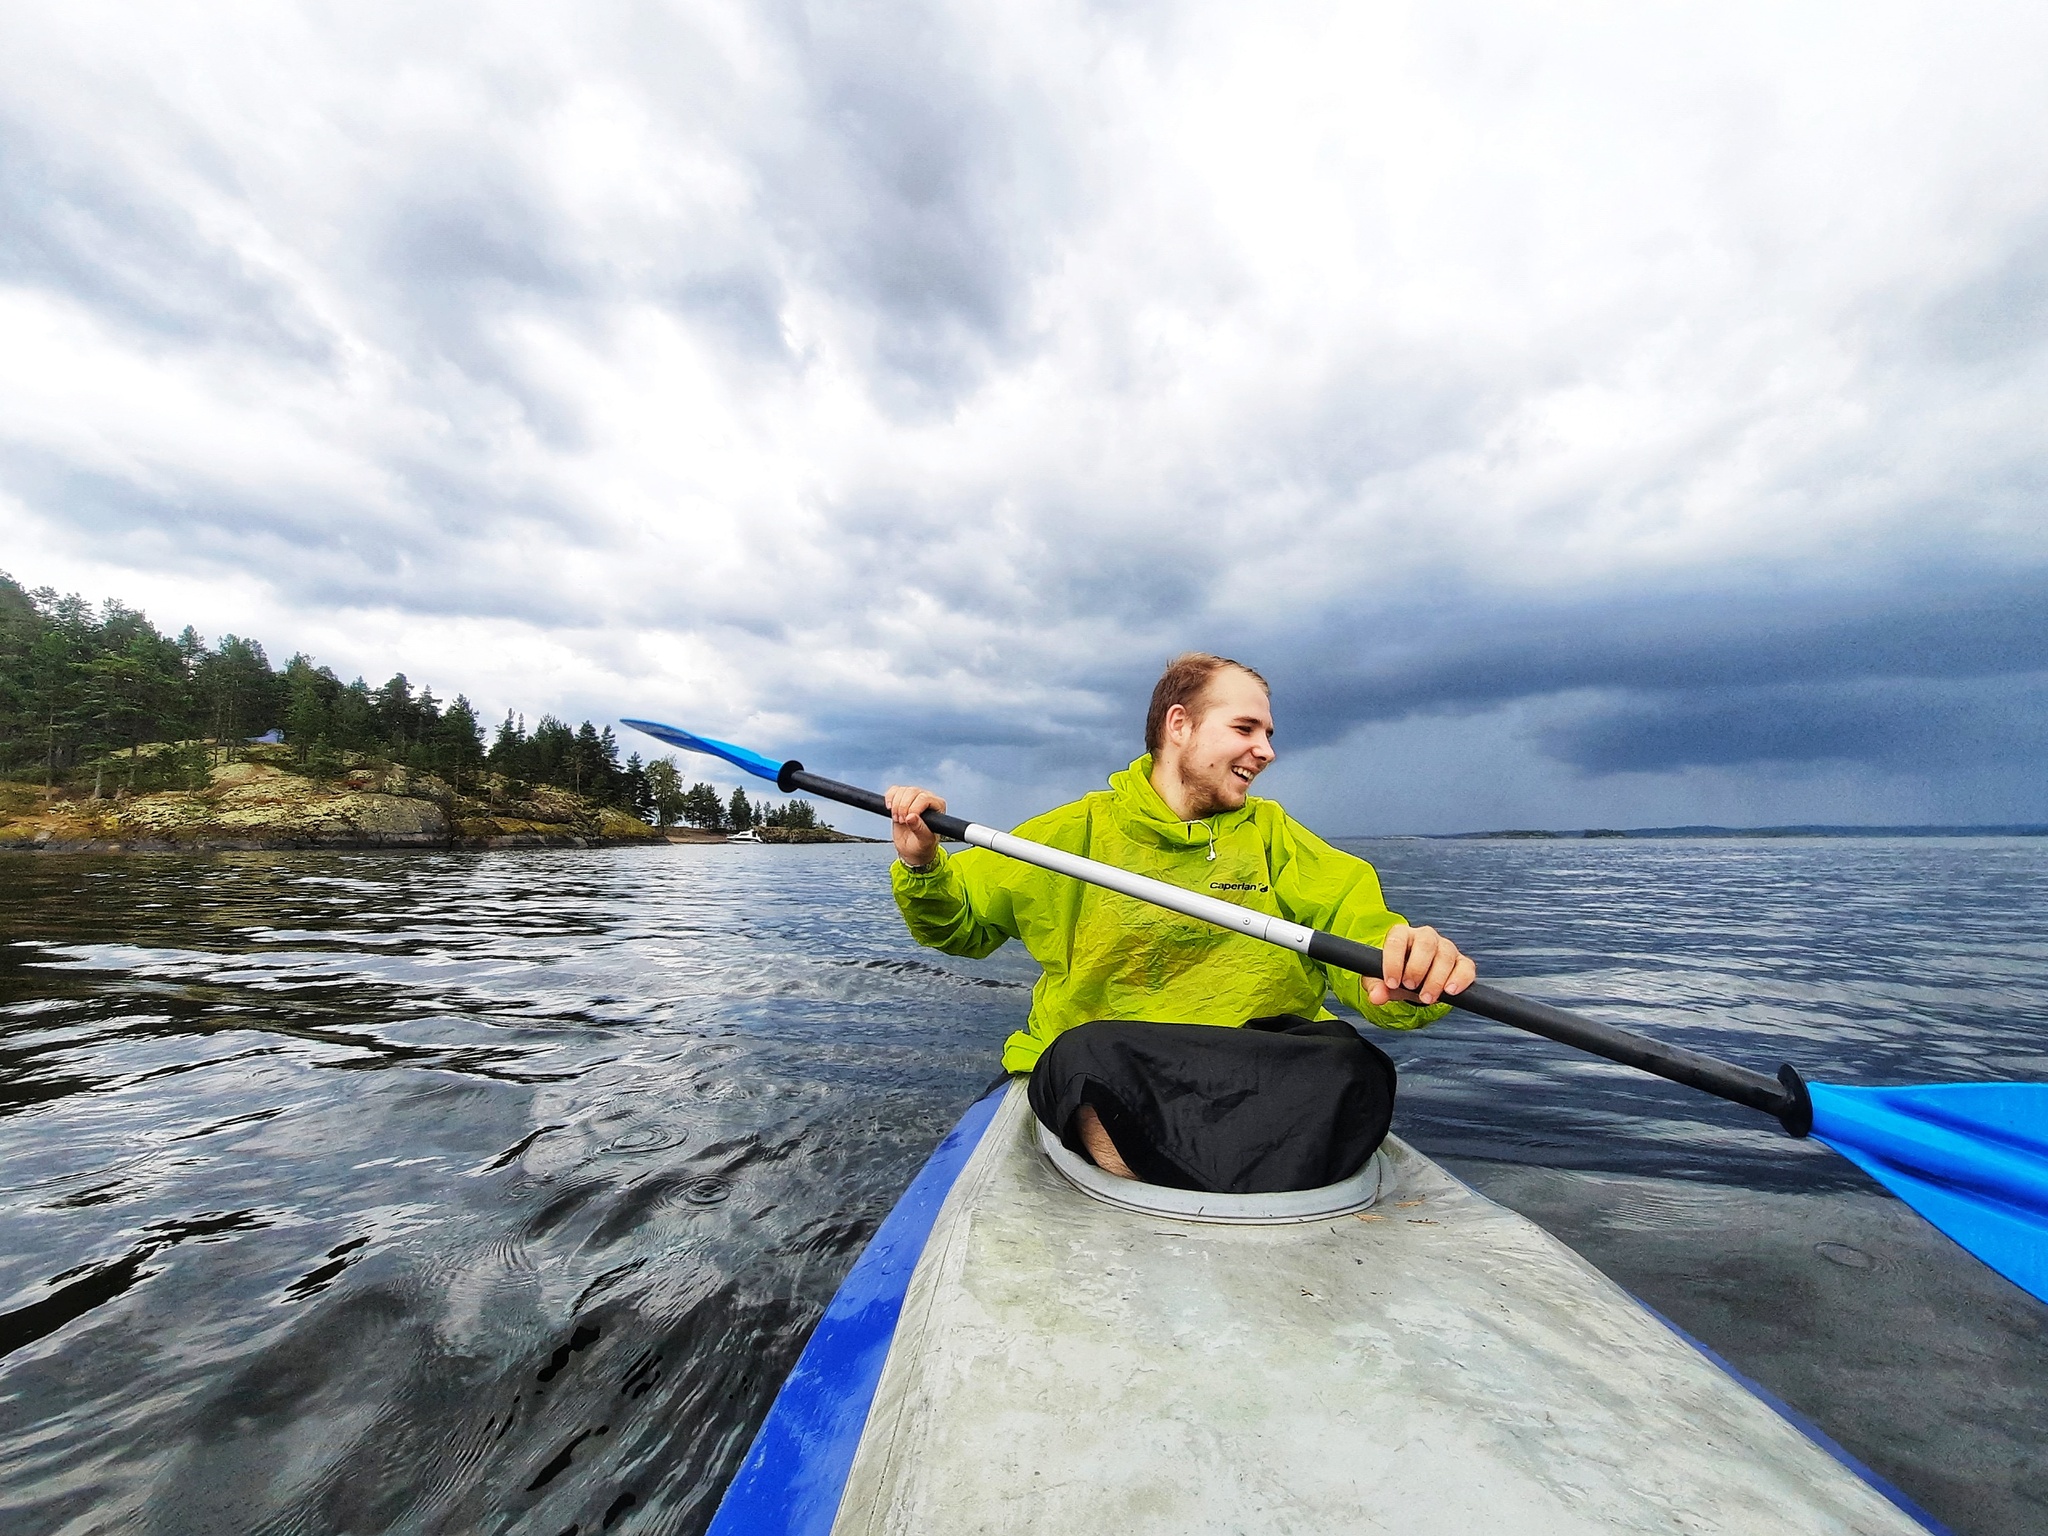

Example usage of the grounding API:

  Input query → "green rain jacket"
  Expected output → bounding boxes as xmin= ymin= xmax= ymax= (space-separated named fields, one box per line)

xmin=892 ymin=755 xmax=1450 ymax=1074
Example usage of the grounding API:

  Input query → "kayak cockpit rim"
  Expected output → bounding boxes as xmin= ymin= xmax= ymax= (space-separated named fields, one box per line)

xmin=1036 ymin=1120 xmax=1388 ymax=1223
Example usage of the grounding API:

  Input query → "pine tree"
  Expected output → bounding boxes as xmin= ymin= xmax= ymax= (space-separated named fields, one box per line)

xmin=283 ymin=657 xmax=330 ymax=763
xmin=682 ymin=782 xmax=725 ymax=831
xmin=194 ymin=637 xmax=280 ymax=760
xmin=529 ymin=717 xmax=575 ymax=790
xmin=623 ymin=752 xmax=652 ymax=821
xmin=440 ymin=695 xmax=486 ymax=791
xmin=374 ymin=675 xmax=415 ymax=754
xmin=331 ymin=680 xmax=376 ymax=752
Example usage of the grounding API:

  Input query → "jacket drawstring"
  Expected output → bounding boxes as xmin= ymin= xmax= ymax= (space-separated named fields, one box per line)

xmin=1202 ymin=819 xmax=1217 ymax=861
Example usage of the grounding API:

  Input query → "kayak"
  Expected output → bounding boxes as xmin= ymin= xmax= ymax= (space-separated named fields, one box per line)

xmin=707 ymin=1083 xmax=1940 ymax=1535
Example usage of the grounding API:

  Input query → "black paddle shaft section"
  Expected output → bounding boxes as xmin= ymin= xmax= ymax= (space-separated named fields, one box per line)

xmin=779 ymin=764 xmax=974 ymax=842
xmin=782 ymin=761 xmax=1813 ymax=1138
xmin=1306 ymin=931 xmax=1812 ymax=1136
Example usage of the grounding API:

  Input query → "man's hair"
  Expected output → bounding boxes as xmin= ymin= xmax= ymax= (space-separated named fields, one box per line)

xmin=1144 ymin=653 xmax=1269 ymax=755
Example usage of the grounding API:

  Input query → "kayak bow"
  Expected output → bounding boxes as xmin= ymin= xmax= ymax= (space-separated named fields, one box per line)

xmin=707 ymin=1085 xmax=1947 ymax=1535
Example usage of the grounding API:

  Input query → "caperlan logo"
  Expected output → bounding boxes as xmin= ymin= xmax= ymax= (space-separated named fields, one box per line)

xmin=1209 ymin=881 xmax=1268 ymax=893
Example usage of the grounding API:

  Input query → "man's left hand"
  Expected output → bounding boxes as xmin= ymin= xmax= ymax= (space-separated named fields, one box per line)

xmin=1368 ymin=924 xmax=1475 ymax=1008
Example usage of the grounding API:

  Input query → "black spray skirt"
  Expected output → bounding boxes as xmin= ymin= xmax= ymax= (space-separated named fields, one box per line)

xmin=1026 ymin=1014 xmax=1397 ymax=1195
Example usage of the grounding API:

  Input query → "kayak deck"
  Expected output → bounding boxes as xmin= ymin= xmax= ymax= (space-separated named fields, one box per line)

xmin=828 ymin=1084 xmax=1926 ymax=1534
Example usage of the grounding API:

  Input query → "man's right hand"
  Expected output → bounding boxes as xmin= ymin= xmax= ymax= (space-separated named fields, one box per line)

xmin=1370 ymin=923 xmax=1476 ymax=1008
xmin=884 ymin=785 xmax=947 ymax=869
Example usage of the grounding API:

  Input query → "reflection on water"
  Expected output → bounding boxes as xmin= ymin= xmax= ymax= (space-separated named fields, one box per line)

xmin=0 ymin=837 xmax=2044 ymax=1534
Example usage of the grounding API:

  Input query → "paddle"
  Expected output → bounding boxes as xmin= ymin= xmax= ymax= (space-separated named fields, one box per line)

xmin=622 ymin=718 xmax=2048 ymax=1305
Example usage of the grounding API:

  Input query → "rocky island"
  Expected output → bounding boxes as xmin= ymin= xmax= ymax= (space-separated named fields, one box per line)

xmin=1 ymin=745 xmax=665 ymax=852
xmin=2 ymin=572 xmax=868 ymax=854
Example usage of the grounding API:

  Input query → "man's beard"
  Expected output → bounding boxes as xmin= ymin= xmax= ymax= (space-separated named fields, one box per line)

xmin=1183 ymin=765 xmax=1247 ymax=818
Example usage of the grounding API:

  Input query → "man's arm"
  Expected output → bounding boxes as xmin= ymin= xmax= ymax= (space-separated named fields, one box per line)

xmin=885 ymin=784 xmax=1018 ymax=959
xmin=1268 ymin=814 xmax=1475 ymax=1025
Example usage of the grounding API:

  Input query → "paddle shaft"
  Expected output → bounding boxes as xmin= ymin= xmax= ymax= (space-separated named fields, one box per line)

xmin=779 ymin=765 xmax=1814 ymax=1136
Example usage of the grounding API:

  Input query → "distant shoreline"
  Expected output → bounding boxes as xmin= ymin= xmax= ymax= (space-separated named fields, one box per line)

xmin=660 ymin=827 xmax=881 ymax=846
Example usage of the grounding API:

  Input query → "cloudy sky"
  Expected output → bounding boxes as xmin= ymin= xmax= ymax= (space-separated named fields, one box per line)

xmin=4 ymin=2 xmax=2044 ymax=833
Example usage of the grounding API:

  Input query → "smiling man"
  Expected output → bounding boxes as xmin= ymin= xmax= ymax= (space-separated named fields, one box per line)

xmin=884 ymin=653 xmax=1475 ymax=1194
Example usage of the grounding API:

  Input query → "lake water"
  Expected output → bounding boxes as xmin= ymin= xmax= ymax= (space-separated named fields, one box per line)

xmin=2 ymin=837 xmax=2045 ymax=1535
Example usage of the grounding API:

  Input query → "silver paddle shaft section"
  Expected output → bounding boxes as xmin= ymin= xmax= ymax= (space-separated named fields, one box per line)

xmin=964 ymin=823 xmax=1319 ymax=953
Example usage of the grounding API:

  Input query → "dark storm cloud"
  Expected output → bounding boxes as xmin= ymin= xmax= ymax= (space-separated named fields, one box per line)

xmin=836 ymin=564 xmax=2048 ymax=795
xmin=1254 ymin=577 xmax=2048 ymax=752
xmin=700 ymin=494 xmax=2048 ymax=791
xmin=1540 ymin=673 xmax=2048 ymax=774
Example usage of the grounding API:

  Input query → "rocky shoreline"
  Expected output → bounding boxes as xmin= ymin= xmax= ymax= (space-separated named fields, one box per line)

xmin=1 ymin=755 xmax=669 ymax=853
xmin=1 ymin=754 xmax=882 ymax=853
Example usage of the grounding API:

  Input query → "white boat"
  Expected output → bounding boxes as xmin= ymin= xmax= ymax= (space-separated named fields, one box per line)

xmin=706 ymin=1083 xmax=1938 ymax=1534
xmin=726 ymin=828 xmax=764 ymax=843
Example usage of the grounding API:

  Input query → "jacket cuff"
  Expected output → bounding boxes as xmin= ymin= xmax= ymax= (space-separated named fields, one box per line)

xmin=1365 ymin=998 xmax=1453 ymax=1031
xmin=893 ymin=845 xmax=951 ymax=882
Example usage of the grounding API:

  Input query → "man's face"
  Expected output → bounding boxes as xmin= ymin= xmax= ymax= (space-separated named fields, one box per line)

xmin=1166 ymin=668 xmax=1275 ymax=815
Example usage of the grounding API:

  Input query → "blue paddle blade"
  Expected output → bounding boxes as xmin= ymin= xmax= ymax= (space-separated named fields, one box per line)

xmin=1809 ymin=1081 xmax=2048 ymax=1304
xmin=619 ymin=719 xmax=786 ymax=785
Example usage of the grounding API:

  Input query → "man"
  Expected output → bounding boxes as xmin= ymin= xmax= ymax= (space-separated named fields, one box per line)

xmin=885 ymin=653 xmax=1475 ymax=1194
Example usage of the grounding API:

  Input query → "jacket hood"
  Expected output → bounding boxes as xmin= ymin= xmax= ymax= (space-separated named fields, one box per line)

xmin=1107 ymin=754 xmax=1259 ymax=849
